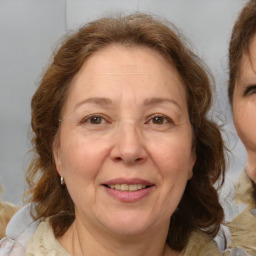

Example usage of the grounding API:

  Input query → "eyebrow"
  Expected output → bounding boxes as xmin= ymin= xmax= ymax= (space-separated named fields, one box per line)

xmin=74 ymin=97 xmax=113 ymax=110
xmin=74 ymin=97 xmax=181 ymax=110
xmin=144 ymin=97 xmax=182 ymax=110
xmin=238 ymin=76 xmax=256 ymax=86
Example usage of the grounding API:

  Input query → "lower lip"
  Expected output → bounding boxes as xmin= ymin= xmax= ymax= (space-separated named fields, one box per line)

xmin=103 ymin=186 xmax=154 ymax=202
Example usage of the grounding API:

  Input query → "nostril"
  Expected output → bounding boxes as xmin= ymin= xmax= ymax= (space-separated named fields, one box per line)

xmin=114 ymin=157 xmax=122 ymax=162
xmin=113 ymin=156 xmax=144 ymax=164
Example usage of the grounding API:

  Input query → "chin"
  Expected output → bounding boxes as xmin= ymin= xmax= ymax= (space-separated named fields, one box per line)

xmin=105 ymin=221 xmax=153 ymax=237
xmin=98 ymin=209 xmax=169 ymax=237
xmin=246 ymin=149 xmax=256 ymax=183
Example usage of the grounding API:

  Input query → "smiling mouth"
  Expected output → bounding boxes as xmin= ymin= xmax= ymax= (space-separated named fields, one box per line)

xmin=105 ymin=184 xmax=151 ymax=191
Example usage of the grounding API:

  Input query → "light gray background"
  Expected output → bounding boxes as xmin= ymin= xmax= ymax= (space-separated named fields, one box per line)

xmin=0 ymin=0 xmax=248 ymax=204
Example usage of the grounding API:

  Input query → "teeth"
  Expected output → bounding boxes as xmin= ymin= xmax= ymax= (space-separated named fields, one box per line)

xmin=121 ymin=184 xmax=128 ymax=191
xmin=129 ymin=185 xmax=137 ymax=191
xmin=137 ymin=184 xmax=142 ymax=190
xmin=108 ymin=184 xmax=147 ymax=191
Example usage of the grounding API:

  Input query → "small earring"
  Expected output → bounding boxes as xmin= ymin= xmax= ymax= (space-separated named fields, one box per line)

xmin=60 ymin=176 xmax=65 ymax=185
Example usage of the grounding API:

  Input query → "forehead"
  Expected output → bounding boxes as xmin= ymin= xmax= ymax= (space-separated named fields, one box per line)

xmin=67 ymin=44 xmax=186 ymax=100
xmin=79 ymin=44 xmax=175 ymax=76
xmin=238 ymin=35 xmax=256 ymax=81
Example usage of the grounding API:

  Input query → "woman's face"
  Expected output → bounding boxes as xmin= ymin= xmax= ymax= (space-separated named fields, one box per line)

xmin=54 ymin=45 xmax=196 ymax=237
xmin=233 ymin=35 xmax=256 ymax=182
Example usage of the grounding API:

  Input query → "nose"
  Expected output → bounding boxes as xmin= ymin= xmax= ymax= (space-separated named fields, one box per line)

xmin=110 ymin=122 xmax=147 ymax=165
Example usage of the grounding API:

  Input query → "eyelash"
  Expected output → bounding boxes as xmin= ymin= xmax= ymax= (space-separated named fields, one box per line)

xmin=80 ymin=114 xmax=109 ymax=125
xmin=243 ymin=85 xmax=256 ymax=96
xmin=80 ymin=114 xmax=173 ymax=126
xmin=146 ymin=114 xmax=173 ymax=125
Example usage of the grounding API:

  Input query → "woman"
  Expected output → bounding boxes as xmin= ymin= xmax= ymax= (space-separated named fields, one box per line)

xmin=227 ymin=0 xmax=256 ymax=254
xmin=0 ymin=13 xmax=227 ymax=255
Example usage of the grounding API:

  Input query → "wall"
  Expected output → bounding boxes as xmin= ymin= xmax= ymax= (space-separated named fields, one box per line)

xmin=0 ymin=0 xmax=247 ymax=204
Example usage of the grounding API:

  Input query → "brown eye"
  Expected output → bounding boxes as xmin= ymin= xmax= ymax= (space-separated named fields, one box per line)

xmin=152 ymin=116 xmax=166 ymax=124
xmin=89 ymin=116 xmax=103 ymax=124
xmin=149 ymin=115 xmax=171 ymax=125
xmin=244 ymin=85 xmax=256 ymax=96
xmin=82 ymin=115 xmax=107 ymax=125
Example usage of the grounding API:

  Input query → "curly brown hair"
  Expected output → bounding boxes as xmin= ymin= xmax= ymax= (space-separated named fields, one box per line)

xmin=228 ymin=0 xmax=256 ymax=104
xmin=25 ymin=13 xmax=225 ymax=251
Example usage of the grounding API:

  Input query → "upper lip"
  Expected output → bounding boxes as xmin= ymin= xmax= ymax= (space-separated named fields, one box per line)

xmin=103 ymin=178 xmax=154 ymax=186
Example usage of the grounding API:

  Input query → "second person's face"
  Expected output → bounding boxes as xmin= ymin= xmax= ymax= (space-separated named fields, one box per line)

xmin=233 ymin=35 xmax=256 ymax=182
xmin=54 ymin=45 xmax=196 ymax=238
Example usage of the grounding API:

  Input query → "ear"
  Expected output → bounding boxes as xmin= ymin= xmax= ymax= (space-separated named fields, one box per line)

xmin=53 ymin=135 xmax=63 ymax=177
xmin=188 ymin=148 xmax=196 ymax=180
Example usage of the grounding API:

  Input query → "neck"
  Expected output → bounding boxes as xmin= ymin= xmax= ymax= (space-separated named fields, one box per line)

xmin=58 ymin=217 xmax=179 ymax=256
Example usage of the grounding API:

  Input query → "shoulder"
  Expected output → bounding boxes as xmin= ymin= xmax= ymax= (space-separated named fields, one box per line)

xmin=179 ymin=230 xmax=225 ymax=256
xmin=228 ymin=170 xmax=256 ymax=255
xmin=26 ymin=218 xmax=69 ymax=256
xmin=234 ymin=170 xmax=255 ymax=206
xmin=228 ymin=206 xmax=256 ymax=255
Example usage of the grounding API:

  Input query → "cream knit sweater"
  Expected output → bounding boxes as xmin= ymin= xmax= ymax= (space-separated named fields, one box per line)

xmin=26 ymin=219 xmax=226 ymax=256
xmin=228 ymin=171 xmax=256 ymax=256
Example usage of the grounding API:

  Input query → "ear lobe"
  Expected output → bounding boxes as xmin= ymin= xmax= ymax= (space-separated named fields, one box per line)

xmin=188 ymin=168 xmax=193 ymax=180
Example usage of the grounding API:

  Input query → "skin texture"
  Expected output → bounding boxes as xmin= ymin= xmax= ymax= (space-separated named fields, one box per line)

xmin=233 ymin=35 xmax=256 ymax=182
xmin=53 ymin=45 xmax=196 ymax=256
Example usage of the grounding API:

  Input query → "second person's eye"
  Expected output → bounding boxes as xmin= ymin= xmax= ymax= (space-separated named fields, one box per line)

xmin=244 ymin=85 xmax=256 ymax=96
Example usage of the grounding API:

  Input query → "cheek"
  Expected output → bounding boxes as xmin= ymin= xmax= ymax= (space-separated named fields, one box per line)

xmin=149 ymin=136 xmax=194 ymax=180
xmin=59 ymin=136 xmax=111 ymax=207
xmin=234 ymin=101 xmax=256 ymax=149
xmin=59 ymin=134 xmax=109 ymax=185
xmin=155 ymin=143 xmax=192 ymax=216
